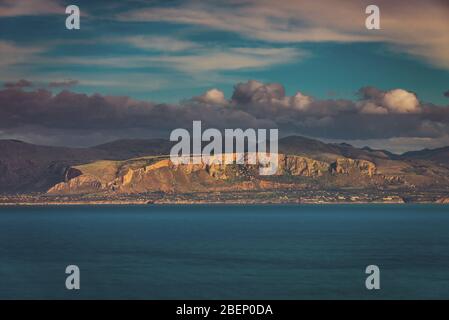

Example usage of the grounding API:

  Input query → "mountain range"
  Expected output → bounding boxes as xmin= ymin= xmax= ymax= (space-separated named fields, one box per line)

xmin=1 ymin=136 xmax=448 ymax=204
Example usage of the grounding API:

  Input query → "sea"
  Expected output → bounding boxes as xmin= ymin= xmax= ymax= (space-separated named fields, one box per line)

xmin=0 ymin=204 xmax=448 ymax=299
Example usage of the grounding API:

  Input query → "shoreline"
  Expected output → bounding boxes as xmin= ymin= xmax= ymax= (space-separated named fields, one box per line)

xmin=0 ymin=200 xmax=445 ymax=206
xmin=1 ymin=192 xmax=447 ymax=206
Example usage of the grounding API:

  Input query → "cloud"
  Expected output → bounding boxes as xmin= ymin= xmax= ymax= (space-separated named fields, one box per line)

xmin=3 ymin=79 xmax=33 ymax=89
xmin=192 ymin=89 xmax=228 ymax=105
xmin=290 ymin=92 xmax=313 ymax=111
xmin=225 ymin=81 xmax=449 ymax=144
xmin=118 ymin=1 xmax=371 ymax=43
xmin=232 ymin=80 xmax=285 ymax=104
xmin=145 ymin=47 xmax=302 ymax=73
xmin=0 ymin=85 xmax=274 ymax=146
xmin=0 ymin=41 xmax=45 ymax=67
xmin=0 ymin=0 xmax=64 ymax=17
xmin=359 ymin=102 xmax=388 ymax=115
xmin=445 ymin=90 xmax=449 ymax=98
xmin=48 ymin=79 xmax=79 ymax=88
xmin=0 ymin=35 xmax=301 ymax=88
xmin=358 ymin=87 xmax=421 ymax=114
xmin=39 ymin=46 xmax=302 ymax=74
xmin=119 ymin=0 xmax=449 ymax=70
xmin=0 ymin=80 xmax=449 ymax=151
xmin=382 ymin=89 xmax=420 ymax=113
xmin=230 ymin=80 xmax=314 ymax=111
xmin=123 ymin=36 xmax=199 ymax=52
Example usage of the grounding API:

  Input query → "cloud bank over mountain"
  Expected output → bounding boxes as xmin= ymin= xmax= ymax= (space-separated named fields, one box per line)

xmin=1 ymin=80 xmax=448 ymax=152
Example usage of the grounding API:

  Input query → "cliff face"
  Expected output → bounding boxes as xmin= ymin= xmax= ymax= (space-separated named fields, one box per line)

xmin=48 ymin=174 xmax=104 ymax=194
xmin=47 ymin=154 xmax=380 ymax=195
xmin=3 ymin=136 xmax=449 ymax=196
xmin=277 ymin=155 xmax=329 ymax=177
xmin=0 ymin=138 xmax=174 ymax=193
xmin=330 ymin=158 xmax=377 ymax=177
xmin=436 ymin=197 xmax=449 ymax=204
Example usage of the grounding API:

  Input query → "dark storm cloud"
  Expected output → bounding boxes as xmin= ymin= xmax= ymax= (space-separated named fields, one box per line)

xmin=226 ymin=81 xmax=449 ymax=141
xmin=48 ymin=80 xmax=79 ymax=88
xmin=3 ymin=79 xmax=33 ymax=89
xmin=1 ymin=80 xmax=449 ymax=147
xmin=232 ymin=80 xmax=285 ymax=104
xmin=0 ymin=84 xmax=275 ymax=145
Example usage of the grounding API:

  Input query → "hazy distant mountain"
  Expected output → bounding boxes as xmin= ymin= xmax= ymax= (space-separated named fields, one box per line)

xmin=0 ymin=139 xmax=173 ymax=193
xmin=278 ymin=136 xmax=392 ymax=162
xmin=401 ymin=147 xmax=449 ymax=167
xmin=92 ymin=139 xmax=174 ymax=158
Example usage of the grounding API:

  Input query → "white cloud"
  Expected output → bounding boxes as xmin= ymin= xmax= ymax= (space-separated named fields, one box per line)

xmin=123 ymin=36 xmax=199 ymax=52
xmin=358 ymin=88 xmax=422 ymax=114
xmin=39 ymin=46 xmax=302 ymax=73
xmin=195 ymin=89 xmax=228 ymax=105
xmin=119 ymin=0 xmax=449 ymax=70
xmin=0 ymin=41 xmax=45 ymax=67
xmin=383 ymin=89 xmax=420 ymax=113
xmin=0 ymin=0 xmax=64 ymax=17
xmin=290 ymin=92 xmax=313 ymax=110
xmin=149 ymin=47 xmax=302 ymax=72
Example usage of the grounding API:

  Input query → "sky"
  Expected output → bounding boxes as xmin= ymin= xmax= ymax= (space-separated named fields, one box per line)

xmin=0 ymin=0 xmax=449 ymax=153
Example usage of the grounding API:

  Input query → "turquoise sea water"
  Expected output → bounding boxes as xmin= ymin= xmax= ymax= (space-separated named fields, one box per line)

xmin=0 ymin=204 xmax=449 ymax=299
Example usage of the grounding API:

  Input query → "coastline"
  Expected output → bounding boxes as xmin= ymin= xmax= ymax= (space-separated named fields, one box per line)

xmin=0 ymin=199 xmax=445 ymax=206
xmin=1 ymin=191 xmax=448 ymax=206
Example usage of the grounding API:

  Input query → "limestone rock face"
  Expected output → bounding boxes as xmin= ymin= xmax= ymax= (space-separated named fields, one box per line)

xmin=46 ymin=154 xmax=384 ymax=195
xmin=206 ymin=163 xmax=229 ymax=179
xmin=64 ymin=167 xmax=82 ymax=182
xmin=436 ymin=197 xmax=449 ymax=204
xmin=48 ymin=174 xmax=103 ymax=194
xmin=331 ymin=158 xmax=376 ymax=177
xmin=278 ymin=155 xmax=329 ymax=177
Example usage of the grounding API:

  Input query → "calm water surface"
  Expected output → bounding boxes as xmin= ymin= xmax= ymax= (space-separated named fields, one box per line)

xmin=0 ymin=204 xmax=448 ymax=299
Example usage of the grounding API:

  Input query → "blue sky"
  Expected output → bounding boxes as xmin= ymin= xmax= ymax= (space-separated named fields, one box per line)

xmin=0 ymin=0 xmax=449 ymax=151
xmin=1 ymin=0 xmax=448 ymax=103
